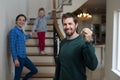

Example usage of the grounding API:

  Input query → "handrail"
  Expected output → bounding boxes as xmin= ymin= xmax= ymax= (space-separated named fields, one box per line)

xmin=53 ymin=0 xmax=64 ymax=40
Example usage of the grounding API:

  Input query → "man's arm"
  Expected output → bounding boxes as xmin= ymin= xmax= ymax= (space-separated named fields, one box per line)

xmin=82 ymin=42 xmax=98 ymax=70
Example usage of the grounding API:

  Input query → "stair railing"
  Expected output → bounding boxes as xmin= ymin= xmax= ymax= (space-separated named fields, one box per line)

xmin=52 ymin=0 xmax=65 ymax=63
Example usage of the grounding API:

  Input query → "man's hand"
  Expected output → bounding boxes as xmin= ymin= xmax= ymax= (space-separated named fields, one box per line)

xmin=81 ymin=28 xmax=93 ymax=42
xmin=14 ymin=59 xmax=20 ymax=67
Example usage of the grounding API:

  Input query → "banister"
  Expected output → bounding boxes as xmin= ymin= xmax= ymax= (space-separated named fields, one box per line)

xmin=53 ymin=0 xmax=64 ymax=40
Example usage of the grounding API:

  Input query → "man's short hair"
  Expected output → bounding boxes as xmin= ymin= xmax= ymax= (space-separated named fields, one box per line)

xmin=62 ymin=12 xmax=78 ymax=24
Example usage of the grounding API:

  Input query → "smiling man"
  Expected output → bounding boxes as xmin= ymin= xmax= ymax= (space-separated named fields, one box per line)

xmin=54 ymin=12 xmax=98 ymax=80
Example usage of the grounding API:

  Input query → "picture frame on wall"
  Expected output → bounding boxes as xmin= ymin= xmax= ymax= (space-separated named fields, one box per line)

xmin=57 ymin=0 xmax=72 ymax=11
xmin=63 ymin=0 xmax=72 ymax=4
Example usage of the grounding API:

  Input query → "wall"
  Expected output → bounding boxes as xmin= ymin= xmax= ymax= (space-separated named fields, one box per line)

xmin=28 ymin=0 xmax=53 ymax=18
xmin=0 ymin=2 xmax=7 ymax=80
xmin=0 ymin=0 xmax=27 ymax=80
xmin=105 ymin=0 xmax=120 ymax=80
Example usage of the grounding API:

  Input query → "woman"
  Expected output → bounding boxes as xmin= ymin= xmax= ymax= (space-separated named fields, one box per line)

xmin=9 ymin=14 xmax=38 ymax=80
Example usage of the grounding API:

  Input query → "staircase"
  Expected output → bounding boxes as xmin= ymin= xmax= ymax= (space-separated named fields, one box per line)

xmin=21 ymin=19 xmax=55 ymax=80
xmin=21 ymin=1 xmax=72 ymax=79
xmin=20 ymin=0 xmax=88 ymax=80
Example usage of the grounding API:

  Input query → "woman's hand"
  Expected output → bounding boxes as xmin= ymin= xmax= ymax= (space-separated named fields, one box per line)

xmin=81 ymin=28 xmax=93 ymax=42
xmin=14 ymin=59 xmax=20 ymax=67
xmin=30 ymin=32 xmax=35 ymax=36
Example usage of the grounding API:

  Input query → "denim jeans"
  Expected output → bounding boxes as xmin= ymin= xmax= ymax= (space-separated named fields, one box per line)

xmin=14 ymin=57 xmax=38 ymax=80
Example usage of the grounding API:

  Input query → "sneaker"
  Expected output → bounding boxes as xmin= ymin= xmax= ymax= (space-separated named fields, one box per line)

xmin=41 ymin=51 xmax=46 ymax=54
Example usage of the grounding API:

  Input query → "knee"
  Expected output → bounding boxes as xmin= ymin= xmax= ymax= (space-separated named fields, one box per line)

xmin=32 ymin=68 xmax=38 ymax=74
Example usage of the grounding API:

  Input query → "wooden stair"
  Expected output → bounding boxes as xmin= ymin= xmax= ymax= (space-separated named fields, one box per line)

xmin=21 ymin=1 xmax=73 ymax=80
xmin=26 ymin=44 xmax=54 ymax=47
xmin=21 ymin=73 xmax=54 ymax=78
xmin=21 ymin=19 xmax=55 ymax=80
xmin=26 ymin=53 xmax=54 ymax=56
xmin=33 ymin=62 xmax=55 ymax=66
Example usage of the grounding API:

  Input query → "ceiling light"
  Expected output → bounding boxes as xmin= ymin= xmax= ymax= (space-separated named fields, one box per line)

xmin=77 ymin=12 xmax=92 ymax=21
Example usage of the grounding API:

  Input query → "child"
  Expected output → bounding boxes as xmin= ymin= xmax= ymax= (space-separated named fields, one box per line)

xmin=32 ymin=8 xmax=52 ymax=54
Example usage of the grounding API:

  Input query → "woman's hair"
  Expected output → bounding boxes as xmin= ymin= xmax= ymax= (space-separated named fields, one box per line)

xmin=16 ymin=14 xmax=27 ymax=21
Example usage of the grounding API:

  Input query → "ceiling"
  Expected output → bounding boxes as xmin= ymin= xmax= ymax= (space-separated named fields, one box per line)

xmin=73 ymin=0 xmax=106 ymax=15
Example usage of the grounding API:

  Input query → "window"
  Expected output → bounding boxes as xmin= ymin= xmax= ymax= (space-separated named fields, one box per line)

xmin=117 ymin=11 xmax=120 ymax=71
xmin=112 ymin=10 xmax=120 ymax=76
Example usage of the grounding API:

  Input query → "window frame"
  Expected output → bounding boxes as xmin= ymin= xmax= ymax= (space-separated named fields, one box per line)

xmin=112 ymin=9 xmax=120 ymax=76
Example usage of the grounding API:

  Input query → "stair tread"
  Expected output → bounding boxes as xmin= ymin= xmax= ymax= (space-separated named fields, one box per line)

xmin=28 ymin=23 xmax=53 ymax=25
xmin=26 ymin=44 xmax=53 ymax=47
xmin=25 ymin=30 xmax=53 ymax=32
xmin=21 ymin=73 xmax=54 ymax=78
xmin=27 ymin=53 xmax=54 ymax=56
xmin=30 ymin=37 xmax=53 ymax=39
xmin=33 ymin=62 xmax=55 ymax=66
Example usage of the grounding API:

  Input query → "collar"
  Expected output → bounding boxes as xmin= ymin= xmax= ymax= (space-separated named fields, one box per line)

xmin=15 ymin=25 xmax=23 ymax=30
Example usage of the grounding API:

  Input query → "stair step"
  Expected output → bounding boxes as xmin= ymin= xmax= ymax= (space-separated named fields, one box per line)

xmin=30 ymin=37 xmax=53 ymax=39
xmin=26 ymin=44 xmax=53 ymax=47
xmin=26 ymin=47 xmax=54 ymax=53
xmin=25 ymin=30 xmax=53 ymax=32
xmin=28 ymin=19 xmax=54 ymax=25
xmin=34 ymin=62 xmax=55 ymax=66
xmin=23 ymin=66 xmax=55 ymax=73
xmin=28 ymin=56 xmax=55 ymax=63
xmin=25 ymin=31 xmax=53 ymax=37
xmin=22 ymin=78 xmax=53 ymax=80
xmin=28 ymin=23 xmax=53 ymax=25
xmin=21 ymin=73 xmax=54 ymax=78
xmin=25 ymin=25 xmax=53 ymax=31
xmin=27 ymin=53 xmax=53 ymax=56
xmin=26 ymin=38 xmax=53 ymax=45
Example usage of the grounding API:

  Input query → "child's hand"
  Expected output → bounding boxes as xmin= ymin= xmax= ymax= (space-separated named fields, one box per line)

xmin=30 ymin=32 xmax=35 ymax=36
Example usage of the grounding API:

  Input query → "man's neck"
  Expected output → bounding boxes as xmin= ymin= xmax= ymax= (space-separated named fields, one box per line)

xmin=66 ymin=33 xmax=79 ymax=40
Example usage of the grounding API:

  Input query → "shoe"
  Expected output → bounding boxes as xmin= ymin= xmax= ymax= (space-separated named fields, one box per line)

xmin=41 ymin=51 xmax=46 ymax=54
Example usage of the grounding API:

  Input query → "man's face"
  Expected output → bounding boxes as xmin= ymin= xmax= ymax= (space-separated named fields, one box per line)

xmin=16 ymin=16 xmax=26 ymax=28
xmin=62 ymin=17 xmax=78 ymax=37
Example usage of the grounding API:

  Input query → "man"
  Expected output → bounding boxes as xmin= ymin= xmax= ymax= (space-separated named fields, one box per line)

xmin=54 ymin=13 xmax=98 ymax=80
xmin=9 ymin=14 xmax=38 ymax=80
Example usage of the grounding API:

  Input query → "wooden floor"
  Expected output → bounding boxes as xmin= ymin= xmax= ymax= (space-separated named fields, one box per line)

xmin=87 ymin=64 xmax=105 ymax=80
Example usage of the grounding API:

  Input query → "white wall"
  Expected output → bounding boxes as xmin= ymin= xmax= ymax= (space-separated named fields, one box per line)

xmin=105 ymin=0 xmax=120 ymax=80
xmin=28 ymin=0 xmax=53 ymax=18
xmin=0 ymin=2 xmax=7 ymax=80
xmin=0 ymin=0 xmax=27 ymax=80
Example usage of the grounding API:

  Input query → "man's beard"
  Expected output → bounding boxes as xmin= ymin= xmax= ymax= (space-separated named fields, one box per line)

xmin=65 ymin=28 xmax=76 ymax=37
